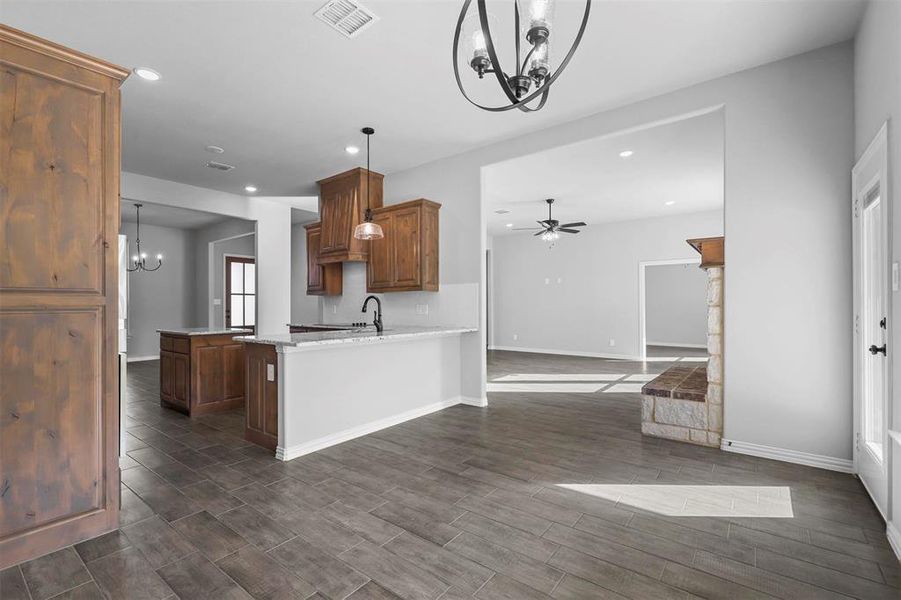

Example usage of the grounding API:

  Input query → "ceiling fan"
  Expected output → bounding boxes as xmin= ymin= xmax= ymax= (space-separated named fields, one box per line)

xmin=513 ymin=198 xmax=586 ymax=240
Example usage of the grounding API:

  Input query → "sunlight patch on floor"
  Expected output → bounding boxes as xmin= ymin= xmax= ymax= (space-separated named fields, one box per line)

xmin=557 ymin=484 xmax=793 ymax=517
xmin=487 ymin=382 xmax=608 ymax=393
xmin=623 ymin=374 xmax=657 ymax=382
xmin=492 ymin=373 xmax=626 ymax=382
xmin=602 ymin=383 xmax=646 ymax=393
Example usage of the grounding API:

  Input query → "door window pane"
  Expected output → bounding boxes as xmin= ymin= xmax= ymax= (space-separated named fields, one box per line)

xmin=245 ymin=295 xmax=255 ymax=327
xmin=245 ymin=263 xmax=255 ymax=294
xmin=231 ymin=262 xmax=244 ymax=293
xmin=230 ymin=295 xmax=244 ymax=327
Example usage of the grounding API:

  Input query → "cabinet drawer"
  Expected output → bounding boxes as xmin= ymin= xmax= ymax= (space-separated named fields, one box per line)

xmin=160 ymin=336 xmax=173 ymax=352
xmin=172 ymin=337 xmax=190 ymax=354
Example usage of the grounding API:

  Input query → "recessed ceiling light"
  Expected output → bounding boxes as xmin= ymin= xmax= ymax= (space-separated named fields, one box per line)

xmin=665 ymin=200 xmax=676 ymax=206
xmin=494 ymin=209 xmax=511 ymax=215
xmin=244 ymin=185 xmax=258 ymax=193
xmin=205 ymin=145 xmax=225 ymax=154
xmin=345 ymin=145 xmax=360 ymax=155
xmin=506 ymin=223 xmax=514 ymax=228
xmin=134 ymin=67 xmax=161 ymax=81
xmin=619 ymin=150 xmax=633 ymax=158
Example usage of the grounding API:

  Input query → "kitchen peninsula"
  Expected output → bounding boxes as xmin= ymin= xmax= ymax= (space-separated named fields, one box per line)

xmin=235 ymin=326 xmax=477 ymax=459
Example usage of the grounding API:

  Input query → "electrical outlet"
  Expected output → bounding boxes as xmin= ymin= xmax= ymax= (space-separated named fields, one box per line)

xmin=513 ymin=334 xmax=518 ymax=341
xmin=544 ymin=278 xmax=550 ymax=285
xmin=557 ymin=277 xmax=563 ymax=284
xmin=332 ymin=303 xmax=338 ymax=314
xmin=266 ymin=363 xmax=275 ymax=382
xmin=213 ymin=298 xmax=222 ymax=306
xmin=609 ymin=338 xmax=615 ymax=347
xmin=893 ymin=262 xmax=899 ymax=292
xmin=416 ymin=304 xmax=429 ymax=315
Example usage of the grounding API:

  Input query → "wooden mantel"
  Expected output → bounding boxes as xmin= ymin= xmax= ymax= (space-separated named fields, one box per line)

xmin=687 ymin=236 xmax=724 ymax=269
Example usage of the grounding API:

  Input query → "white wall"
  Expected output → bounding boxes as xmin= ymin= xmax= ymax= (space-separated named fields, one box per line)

xmin=192 ymin=219 xmax=256 ymax=327
xmin=489 ymin=211 xmax=721 ymax=359
xmin=120 ymin=222 xmax=195 ymax=359
xmin=646 ymin=262 xmax=708 ymax=348
xmin=290 ymin=223 xmax=322 ymax=325
xmin=389 ymin=42 xmax=854 ymax=461
xmin=854 ymin=0 xmax=901 ymax=542
xmin=122 ymin=172 xmax=292 ymax=335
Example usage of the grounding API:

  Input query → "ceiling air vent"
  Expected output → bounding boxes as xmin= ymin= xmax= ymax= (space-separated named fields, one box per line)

xmin=206 ymin=160 xmax=235 ymax=172
xmin=315 ymin=0 xmax=379 ymax=39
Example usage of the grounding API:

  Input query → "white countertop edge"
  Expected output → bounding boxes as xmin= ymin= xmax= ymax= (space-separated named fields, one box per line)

xmin=158 ymin=328 xmax=251 ymax=336
xmin=235 ymin=327 xmax=478 ymax=353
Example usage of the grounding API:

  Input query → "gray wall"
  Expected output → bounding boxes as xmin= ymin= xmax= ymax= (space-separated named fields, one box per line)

xmin=646 ymin=262 xmax=708 ymax=348
xmin=489 ymin=211 xmax=722 ymax=358
xmin=120 ymin=222 xmax=195 ymax=359
xmin=193 ymin=218 xmax=256 ymax=327
xmin=854 ymin=0 xmax=901 ymax=532
xmin=388 ymin=42 xmax=855 ymax=461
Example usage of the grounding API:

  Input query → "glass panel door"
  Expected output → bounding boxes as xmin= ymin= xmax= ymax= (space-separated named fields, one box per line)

xmin=225 ymin=256 xmax=256 ymax=330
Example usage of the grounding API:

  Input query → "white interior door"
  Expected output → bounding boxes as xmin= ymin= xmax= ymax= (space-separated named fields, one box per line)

xmin=853 ymin=124 xmax=890 ymax=518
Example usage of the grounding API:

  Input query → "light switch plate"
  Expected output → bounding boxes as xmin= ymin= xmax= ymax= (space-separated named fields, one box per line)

xmin=266 ymin=363 xmax=275 ymax=381
xmin=213 ymin=298 xmax=222 ymax=306
xmin=893 ymin=262 xmax=899 ymax=292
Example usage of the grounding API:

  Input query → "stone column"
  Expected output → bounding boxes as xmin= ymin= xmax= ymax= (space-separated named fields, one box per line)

xmin=706 ymin=266 xmax=724 ymax=447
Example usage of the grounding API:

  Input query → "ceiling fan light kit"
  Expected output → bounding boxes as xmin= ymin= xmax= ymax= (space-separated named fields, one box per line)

xmin=514 ymin=198 xmax=586 ymax=245
xmin=453 ymin=0 xmax=591 ymax=113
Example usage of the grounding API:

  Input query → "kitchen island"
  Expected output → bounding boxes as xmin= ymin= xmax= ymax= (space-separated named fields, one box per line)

xmin=235 ymin=326 xmax=478 ymax=459
xmin=157 ymin=327 xmax=250 ymax=416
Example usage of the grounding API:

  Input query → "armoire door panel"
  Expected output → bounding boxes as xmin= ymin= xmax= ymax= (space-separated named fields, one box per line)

xmin=0 ymin=68 xmax=104 ymax=293
xmin=0 ymin=310 xmax=104 ymax=536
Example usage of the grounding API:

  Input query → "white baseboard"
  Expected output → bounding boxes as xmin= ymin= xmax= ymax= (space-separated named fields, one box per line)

xmin=646 ymin=341 xmax=707 ymax=349
xmin=276 ymin=397 xmax=463 ymax=461
xmin=720 ymin=439 xmax=854 ymax=473
xmin=488 ymin=345 xmax=642 ymax=361
xmin=126 ymin=355 xmax=158 ymax=363
xmin=459 ymin=396 xmax=488 ymax=407
xmin=886 ymin=521 xmax=901 ymax=561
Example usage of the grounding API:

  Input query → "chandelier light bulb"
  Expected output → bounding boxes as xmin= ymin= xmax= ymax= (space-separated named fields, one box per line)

xmin=140 ymin=252 xmax=147 ymax=259
xmin=156 ymin=254 xmax=163 ymax=260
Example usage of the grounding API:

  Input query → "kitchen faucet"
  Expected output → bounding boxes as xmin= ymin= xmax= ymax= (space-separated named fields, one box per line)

xmin=361 ymin=295 xmax=383 ymax=332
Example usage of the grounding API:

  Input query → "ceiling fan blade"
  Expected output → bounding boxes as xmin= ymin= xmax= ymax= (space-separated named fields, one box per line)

xmin=538 ymin=220 xmax=551 ymax=226
xmin=513 ymin=227 xmax=541 ymax=231
xmin=558 ymin=228 xmax=581 ymax=234
xmin=559 ymin=222 xmax=586 ymax=228
xmin=533 ymin=230 xmax=547 ymax=236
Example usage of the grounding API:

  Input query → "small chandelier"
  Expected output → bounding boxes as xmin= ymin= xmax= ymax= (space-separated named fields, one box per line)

xmin=353 ymin=127 xmax=384 ymax=241
xmin=453 ymin=0 xmax=591 ymax=112
xmin=127 ymin=203 xmax=163 ymax=272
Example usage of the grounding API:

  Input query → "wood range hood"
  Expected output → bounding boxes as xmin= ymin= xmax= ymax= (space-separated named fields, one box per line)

xmin=687 ymin=236 xmax=724 ymax=269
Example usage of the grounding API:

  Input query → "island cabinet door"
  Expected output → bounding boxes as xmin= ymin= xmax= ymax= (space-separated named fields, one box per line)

xmin=161 ymin=350 xmax=190 ymax=411
xmin=0 ymin=24 xmax=128 ymax=568
xmin=244 ymin=343 xmax=278 ymax=451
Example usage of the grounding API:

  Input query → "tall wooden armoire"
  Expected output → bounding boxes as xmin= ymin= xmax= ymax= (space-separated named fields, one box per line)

xmin=0 ymin=25 xmax=128 ymax=567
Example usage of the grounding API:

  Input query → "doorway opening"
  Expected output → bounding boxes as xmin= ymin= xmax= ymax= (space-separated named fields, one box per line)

xmin=639 ymin=258 xmax=707 ymax=362
xmin=225 ymin=254 xmax=256 ymax=331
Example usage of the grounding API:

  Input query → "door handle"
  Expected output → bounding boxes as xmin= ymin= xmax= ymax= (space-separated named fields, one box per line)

xmin=869 ymin=344 xmax=887 ymax=356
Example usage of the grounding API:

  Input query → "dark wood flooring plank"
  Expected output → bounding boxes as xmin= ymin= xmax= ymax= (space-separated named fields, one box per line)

xmin=339 ymin=540 xmax=450 ymax=600
xmin=268 ymin=536 xmax=369 ymax=599
xmin=19 ymin=547 xmax=92 ymax=600
xmin=384 ymin=532 xmax=494 ymax=594
xmin=171 ymin=511 xmax=248 ymax=561
xmin=157 ymin=552 xmax=251 ymax=599
xmin=217 ymin=505 xmax=295 ymax=552
xmin=446 ymin=532 xmax=563 ymax=595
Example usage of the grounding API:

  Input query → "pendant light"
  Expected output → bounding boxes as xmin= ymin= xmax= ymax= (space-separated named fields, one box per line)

xmin=127 ymin=203 xmax=163 ymax=272
xmin=353 ymin=127 xmax=384 ymax=240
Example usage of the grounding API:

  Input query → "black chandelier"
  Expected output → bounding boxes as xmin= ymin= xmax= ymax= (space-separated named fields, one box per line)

xmin=453 ymin=0 xmax=591 ymax=112
xmin=126 ymin=203 xmax=163 ymax=273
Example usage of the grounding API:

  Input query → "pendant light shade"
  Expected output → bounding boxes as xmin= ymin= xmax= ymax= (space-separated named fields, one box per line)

xmin=354 ymin=127 xmax=384 ymax=241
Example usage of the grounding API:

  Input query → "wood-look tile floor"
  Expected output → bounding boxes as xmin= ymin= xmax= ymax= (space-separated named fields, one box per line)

xmin=4 ymin=350 xmax=898 ymax=600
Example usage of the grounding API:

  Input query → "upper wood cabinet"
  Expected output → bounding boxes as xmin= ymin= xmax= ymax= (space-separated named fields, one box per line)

xmin=0 ymin=24 xmax=128 ymax=568
xmin=317 ymin=167 xmax=383 ymax=263
xmin=304 ymin=222 xmax=342 ymax=295
xmin=367 ymin=199 xmax=440 ymax=293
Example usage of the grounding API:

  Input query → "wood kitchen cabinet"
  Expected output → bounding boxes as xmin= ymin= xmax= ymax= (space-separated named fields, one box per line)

xmin=317 ymin=167 xmax=383 ymax=264
xmin=367 ymin=199 xmax=441 ymax=292
xmin=0 ymin=24 xmax=128 ymax=568
xmin=305 ymin=222 xmax=342 ymax=295
xmin=244 ymin=343 xmax=279 ymax=451
xmin=159 ymin=332 xmax=245 ymax=416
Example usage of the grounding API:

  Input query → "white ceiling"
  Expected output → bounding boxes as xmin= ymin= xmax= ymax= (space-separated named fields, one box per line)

xmin=4 ymin=1 xmax=864 ymax=196
xmin=121 ymin=199 xmax=233 ymax=229
xmin=484 ymin=109 xmax=723 ymax=235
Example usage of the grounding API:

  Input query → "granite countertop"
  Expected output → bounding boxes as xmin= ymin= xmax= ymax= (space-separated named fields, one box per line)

xmin=235 ymin=326 xmax=478 ymax=349
xmin=287 ymin=323 xmax=367 ymax=330
xmin=158 ymin=327 xmax=253 ymax=336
